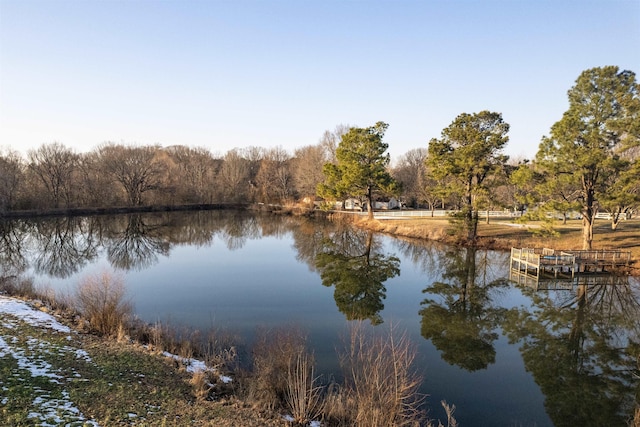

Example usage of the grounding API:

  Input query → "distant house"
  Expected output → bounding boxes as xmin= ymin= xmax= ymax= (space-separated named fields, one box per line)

xmin=344 ymin=198 xmax=363 ymax=211
xmin=374 ymin=197 xmax=400 ymax=210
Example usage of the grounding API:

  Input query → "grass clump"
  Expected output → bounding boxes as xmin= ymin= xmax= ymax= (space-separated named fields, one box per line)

xmin=325 ymin=321 xmax=426 ymax=427
xmin=246 ymin=325 xmax=310 ymax=411
xmin=75 ymin=270 xmax=132 ymax=337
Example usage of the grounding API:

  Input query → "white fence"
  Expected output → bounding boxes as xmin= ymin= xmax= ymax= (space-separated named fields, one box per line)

xmin=343 ymin=210 xmax=523 ymax=219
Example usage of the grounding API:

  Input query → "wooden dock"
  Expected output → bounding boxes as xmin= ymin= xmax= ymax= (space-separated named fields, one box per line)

xmin=510 ymin=247 xmax=631 ymax=280
xmin=509 ymin=268 xmax=631 ymax=290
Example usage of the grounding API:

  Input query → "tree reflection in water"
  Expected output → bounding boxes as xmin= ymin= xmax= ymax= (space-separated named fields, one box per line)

xmin=30 ymin=217 xmax=98 ymax=278
xmin=105 ymin=214 xmax=170 ymax=270
xmin=503 ymin=275 xmax=640 ymax=427
xmin=419 ymin=246 xmax=509 ymax=371
xmin=0 ymin=219 xmax=28 ymax=278
xmin=315 ymin=229 xmax=400 ymax=325
xmin=0 ymin=210 xmax=286 ymax=276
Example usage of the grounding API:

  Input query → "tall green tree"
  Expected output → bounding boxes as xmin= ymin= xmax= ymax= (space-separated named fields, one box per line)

xmin=536 ymin=66 xmax=640 ymax=249
xmin=598 ymin=156 xmax=640 ymax=230
xmin=426 ymin=111 xmax=510 ymax=242
xmin=317 ymin=121 xmax=398 ymax=219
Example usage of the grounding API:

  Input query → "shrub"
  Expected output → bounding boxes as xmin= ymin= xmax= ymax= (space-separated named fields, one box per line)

xmin=247 ymin=325 xmax=309 ymax=411
xmin=339 ymin=321 xmax=425 ymax=427
xmin=0 ymin=274 xmax=36 ymax=298
xmin=75 ymin=270 xmax=132 ymax=336
xmin=284 ymin=350 xmax=324 ymax=424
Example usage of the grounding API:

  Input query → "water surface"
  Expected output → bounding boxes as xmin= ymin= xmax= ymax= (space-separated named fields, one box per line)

xmin=1 ymin=211 xmax=638 ymax=426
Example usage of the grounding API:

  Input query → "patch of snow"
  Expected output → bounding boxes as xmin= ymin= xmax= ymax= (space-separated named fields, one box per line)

xmin=162 ymin=351 xmax=209 ymax=373
xmin=282 ymin=415 xmax=321 ymax=426
xmin=162 ymin=351 xmax=234 ymax=384
xmin=0 ymin=296 xmax=70 ymax=333
xmin=1 ymin=321 xmax=15 ymax=329
xmin=72 ymin=348 xmax=93 ymax=363
xmin=0 ymin=336 xmax=61 ymax=381
xmin=27 ymin=390 xmax=100 ymax=426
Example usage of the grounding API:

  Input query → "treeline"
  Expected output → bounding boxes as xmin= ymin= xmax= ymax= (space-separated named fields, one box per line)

xmin=0 ymin=128 xmax=346 ymax=212
xmin=1 ymin=67 xmax=639 ymax=245
xmin=313 ymin=66 xmax=640 ymax=250
xmin=0 ymin=131 xmax=524 ymax=216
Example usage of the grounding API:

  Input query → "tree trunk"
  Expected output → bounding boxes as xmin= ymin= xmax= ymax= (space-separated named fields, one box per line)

xmin=367 ymin=186 xmax=374 ymax=220
xmin=582 ymin=216 xmax=593 ymax=250
xmin=582 ymin=185 xmax=595 ymax=250
xmin=611 ymin=211 xmax=621 ymax=230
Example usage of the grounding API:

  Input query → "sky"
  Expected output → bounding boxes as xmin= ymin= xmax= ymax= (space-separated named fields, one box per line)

xmin=1 ymin=0 xmax=639 ymax=164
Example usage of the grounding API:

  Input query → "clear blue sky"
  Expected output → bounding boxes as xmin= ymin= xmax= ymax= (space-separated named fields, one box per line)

xmin=1 ymin=0 xmax=639 ymax=163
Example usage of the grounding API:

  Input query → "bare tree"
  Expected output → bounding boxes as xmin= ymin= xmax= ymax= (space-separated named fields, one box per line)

xmin=243 ymin=146 xmax=266 ymax=201
xmin=77 ymin=151 xmax=122 ymax=207
xmin=0 ymin=148 xmax=25 ymax=211
xmin=293 ymin=144 xmax=327 ymax=203
xmin=392 ymin=148 xmax=427 ymax=208
xmin=27 ymin=142 xmax=79 ymax=208
xmin=219 ymin=149 xmax=250 ymax=203
xmin=97 ymin=143 xmax=166 ymax=206
xmin=165 ymin=145 xmax=220 ymax=204
xmin=320 ymin=124 xmax=351 ymax=165
xmin=255 ymin=146 xmax=294 ymax=203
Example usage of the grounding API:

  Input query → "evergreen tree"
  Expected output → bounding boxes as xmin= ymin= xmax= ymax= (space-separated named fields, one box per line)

xmin=536 ymin=66 xmax=640 ymax=249
xmin=426 ymin=111 xmax=509 ymax=242
xmin=317 ymin=122 xmax=398 ymax=219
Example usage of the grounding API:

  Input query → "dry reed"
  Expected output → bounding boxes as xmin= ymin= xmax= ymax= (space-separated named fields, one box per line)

xmin=338 ymin=321 xmax=426 ymax=427
xmin=284 ymin=350 xmax=324 ymax=424
xmin=75 ymin=270 xmax=132 ymax=336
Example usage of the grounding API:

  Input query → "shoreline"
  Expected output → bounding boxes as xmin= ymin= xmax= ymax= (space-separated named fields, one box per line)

xmin=344 ymin=215 xmax=640 ymax=276
xmin=2 ymin=204 xmax=638 ymax=275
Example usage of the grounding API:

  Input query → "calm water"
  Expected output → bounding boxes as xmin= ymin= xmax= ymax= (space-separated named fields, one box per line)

xmin=1 ymin=211 xmax=638 ymax=427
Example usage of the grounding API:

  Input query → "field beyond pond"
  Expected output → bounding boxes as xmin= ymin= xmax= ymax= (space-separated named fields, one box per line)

xmin=353 ymin=216 xmax=640 ymax=272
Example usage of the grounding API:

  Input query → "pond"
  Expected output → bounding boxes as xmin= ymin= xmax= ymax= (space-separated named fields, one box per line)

xmin=1 ymin=210 xmax=638 ymax=426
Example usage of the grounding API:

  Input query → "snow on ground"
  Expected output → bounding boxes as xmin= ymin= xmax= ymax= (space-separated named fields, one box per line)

xmin=162 ymin=350 xmax=234 ymax=383
xmin=0 ymin=296 xmax=70 ymax=334
xmin=1 ymin=295 xmax=322 ymax=426
xmin=0 ymin=295 xmax=100 ymax=426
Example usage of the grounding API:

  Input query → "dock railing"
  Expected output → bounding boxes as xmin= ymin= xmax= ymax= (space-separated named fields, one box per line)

xmin=565 ymin=250 xmax=631 ymax=266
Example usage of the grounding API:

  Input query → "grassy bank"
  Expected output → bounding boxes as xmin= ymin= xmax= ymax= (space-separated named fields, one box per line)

xmin=0 ymin=296 xmax=284 ymax=426
xmin=350 ymin=215 xmax=640 ymax=273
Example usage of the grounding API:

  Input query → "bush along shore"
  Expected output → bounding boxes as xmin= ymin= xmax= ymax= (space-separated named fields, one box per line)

xmin=0 ymin=272 xmax=458 ymax=427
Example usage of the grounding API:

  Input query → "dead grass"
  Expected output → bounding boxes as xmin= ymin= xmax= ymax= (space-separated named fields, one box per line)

xmin=75 ymin=270 xmax=133 ymax=336
xmin=246 ymin=325 xmax=309 ymax=411
xmin=334 ymin=321 xmax=426 ymax=427
xmin=354 ymin=216 xmax=640 ymax=272
xmin=284 ymin=350 xmax=324 ymax=424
